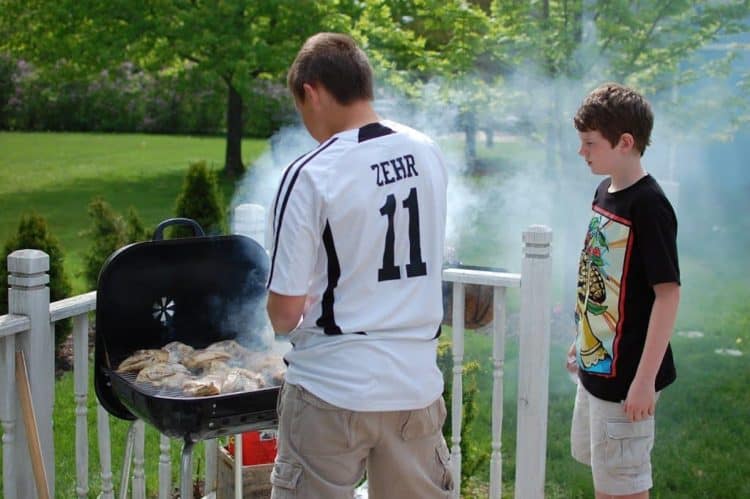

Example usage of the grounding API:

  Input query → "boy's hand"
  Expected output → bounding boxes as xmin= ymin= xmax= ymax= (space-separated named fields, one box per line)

xmin=623 ymin=377 xmax=656 ymax=421
xmin=565 ymin=343 xmax=578 ymax=375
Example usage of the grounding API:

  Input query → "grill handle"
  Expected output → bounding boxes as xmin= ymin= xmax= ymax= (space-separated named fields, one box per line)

xmin=152 ymin=218 xmax=206 ymax=241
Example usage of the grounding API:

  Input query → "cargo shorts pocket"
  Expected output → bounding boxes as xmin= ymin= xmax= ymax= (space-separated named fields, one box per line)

xmin=401 ymin=397 xmax=446 ymax=441
xmin=270 ymin=460 xmax=302 ymax=494
xmin=604 ymin=419 xmax=654 ymax=469
xmin=435 ymin=443 xmax=455 ymax=492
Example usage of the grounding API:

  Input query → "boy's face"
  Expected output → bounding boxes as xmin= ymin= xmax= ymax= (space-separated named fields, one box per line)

xmin=577 ymin=129 xmax=619 ymax=175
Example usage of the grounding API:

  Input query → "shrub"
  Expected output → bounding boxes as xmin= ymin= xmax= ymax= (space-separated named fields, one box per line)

xmin=438 ymin=338 xmax=490 ymax=493
xmin=0 ymin=213 xmax=72 ymax=350
xmin=0 ymin=53 xmax=16 ymax=130
xmin=82 ymin=198 xmax=149 ymax=289
xmin=173 ymin=161 xmax=225 ymax=237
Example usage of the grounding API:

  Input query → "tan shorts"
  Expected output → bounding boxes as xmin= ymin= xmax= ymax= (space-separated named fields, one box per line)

xmin=270 ymin=383 xmax=454 ymax=499
xmin=571 ymin=383 xmax=657 ymax=495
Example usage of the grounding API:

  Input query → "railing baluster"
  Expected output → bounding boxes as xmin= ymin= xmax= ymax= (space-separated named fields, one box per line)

xmin=96 ymin=404 xmax=115 ymax=499
xmin=158 ymin=433 xmax=172 ymax=499
xmin=73 ymin=314 xmax=89 ymax=498
xmin=133 ymin=419 xmax=146 ymax=499
xmin=205 ymin=438 xmax=218 ymax=494
xmin=450 ymin=282 xmax=465 ymax=499
xmin=489 ymin=286 xmax=507 ymax=498
xmin=1 ymin=335 xmax=18 ymax=499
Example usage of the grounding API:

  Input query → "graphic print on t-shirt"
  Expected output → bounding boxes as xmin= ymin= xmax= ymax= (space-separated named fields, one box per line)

xmin=575 ymin=209 xmax=631 ymax=376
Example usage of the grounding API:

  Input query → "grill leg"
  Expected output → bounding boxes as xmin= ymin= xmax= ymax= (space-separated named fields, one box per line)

xmin=180 ymin=439 xmax=196 ymax=499
xmin=118 ymin=421 xmax=137 ymax=499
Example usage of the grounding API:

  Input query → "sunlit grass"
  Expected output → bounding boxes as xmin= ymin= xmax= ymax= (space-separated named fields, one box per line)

xmin=0 ymin=132 xmax=267 ymax=293
xmin=1 ymin=132 xmax=747 ymax=497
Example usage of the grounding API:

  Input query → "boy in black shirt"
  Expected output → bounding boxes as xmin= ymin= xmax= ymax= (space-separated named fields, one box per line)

xmin=567 ymin=83 xmax=680 ymax=498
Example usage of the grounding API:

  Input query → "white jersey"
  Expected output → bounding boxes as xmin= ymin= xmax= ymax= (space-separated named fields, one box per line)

xmin=267 ymin=120 xmax=448 ymax=411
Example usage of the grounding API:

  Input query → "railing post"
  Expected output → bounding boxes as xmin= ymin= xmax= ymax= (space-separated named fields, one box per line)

xmin=159 ymin=434 xmax=172 ymax=499
xmin=73 ymin=313 xmax=90 ymax=498
xmin=514 ymin=226 xmax=552 ymax=499
xmin=489 ymin=286 xmax=507 ymax=498
xmin=450 ymin=282 xmax=465 ymax=498
xmin=1 ymin=333 xmax=17 ymax=499
xmin=133 ymin=419 xmax=146 ymax=499
xmin=96 ymin=404 xmax=115 ymax=499
xmin=7 ymin=249 xmax=54 ymax=498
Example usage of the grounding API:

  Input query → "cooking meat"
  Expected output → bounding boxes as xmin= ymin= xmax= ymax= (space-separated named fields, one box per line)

xmin=161 ymin=341 xmax=194 ymax=363
xmin=117 ymin=349 xmax=169 ymax=373
xmin=135 ymin=362 xmax=190 ymax=388
xmin=205 ymin=339 xmax=253 ymax=361
xmin=182 ymin=349 xmax=232 ymax=370
xmin=220 ymin=368 xmax=263 ymax=393
xmin=182 ymin=375 xmax=223 ymax=397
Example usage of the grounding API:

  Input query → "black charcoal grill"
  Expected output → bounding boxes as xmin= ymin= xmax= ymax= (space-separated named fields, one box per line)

xmin=94 ymin=218 xmax=279 ymax=498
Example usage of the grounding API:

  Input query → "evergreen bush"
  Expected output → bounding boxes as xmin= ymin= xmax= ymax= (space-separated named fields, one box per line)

xmin=0 ymin=213 xmax=72 ymax=350
xmin=438 ymin=339 xmax=490 ymax=493
xmin=173 ymin=161 xmax=225 ymax=237
xmin=82 ymin=197 xmax=149 ymax=290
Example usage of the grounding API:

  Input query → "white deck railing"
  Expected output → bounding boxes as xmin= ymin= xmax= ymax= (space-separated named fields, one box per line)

xmin=0 ymin=225 xmax=552 ymax=498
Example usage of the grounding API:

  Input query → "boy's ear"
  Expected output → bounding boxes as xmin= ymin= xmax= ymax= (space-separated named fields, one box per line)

xmin=303 ymin=83 xmax=319 ymax=106
xmin=618 ymin=133 xmax=635 ymax=152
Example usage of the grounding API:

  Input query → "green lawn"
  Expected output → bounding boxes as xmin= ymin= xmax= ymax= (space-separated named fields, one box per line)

xmin=0 ymin=131 xmax=268 ymax=497
xmin=1 ymin=132 xmax=748 ymax=497
xmin=0 ymin=132 xmax=267 ymax=293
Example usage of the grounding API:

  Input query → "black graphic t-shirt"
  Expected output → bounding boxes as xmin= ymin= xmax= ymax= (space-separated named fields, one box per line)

xmin=574 ymin=174 xmax=680 ymax=402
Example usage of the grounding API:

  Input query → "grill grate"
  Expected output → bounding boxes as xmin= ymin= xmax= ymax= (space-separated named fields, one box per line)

xmin=110 ymin=370 xmax=193 ymax=399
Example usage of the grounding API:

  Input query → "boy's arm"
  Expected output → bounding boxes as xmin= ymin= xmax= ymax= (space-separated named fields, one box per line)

xmin=267 ymin=291 xmax=307 ymax=335
xmin=624 ymin=281 xmax=680 ymax=421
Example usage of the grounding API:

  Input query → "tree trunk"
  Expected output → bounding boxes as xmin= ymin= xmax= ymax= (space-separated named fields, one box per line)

xmin=224 ymin=82 xmax=244 ymax=178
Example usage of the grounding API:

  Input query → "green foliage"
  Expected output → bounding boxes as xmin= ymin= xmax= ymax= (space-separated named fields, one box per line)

xmin=0 ymin=53 xmax=15 ymax=129
xmin=82 ymin=198 xmax=148 ymax=290
xmin=173 ymin=161 xmax=225 ymax=237
xmin=0 ymin=212 xmax=72 ymax=349
xmin=437 ymin=338 xmax=490 ymax=493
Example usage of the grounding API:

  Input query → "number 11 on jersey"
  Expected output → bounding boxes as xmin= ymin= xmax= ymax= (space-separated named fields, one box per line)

xmin=378 ymin=187 xmax=427 ymax=282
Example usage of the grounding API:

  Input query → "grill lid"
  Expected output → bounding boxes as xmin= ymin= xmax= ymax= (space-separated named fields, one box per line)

xmin=94 ymin=218 xmax=271 ymax=421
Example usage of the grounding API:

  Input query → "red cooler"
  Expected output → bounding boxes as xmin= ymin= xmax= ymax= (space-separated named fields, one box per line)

xmin=226 ymin=430 xmax=278 ymax=466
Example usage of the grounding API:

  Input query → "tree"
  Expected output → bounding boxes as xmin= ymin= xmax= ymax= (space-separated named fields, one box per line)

xmin=0 ymin=0 xmax=353 ymax=177
xmin=173 ymin=161 xmax=225 ymax=237
xmin=0 ymin=213 xmax=72 ymax=350
xmin=82 ymin=198 xmax=148 ymax=290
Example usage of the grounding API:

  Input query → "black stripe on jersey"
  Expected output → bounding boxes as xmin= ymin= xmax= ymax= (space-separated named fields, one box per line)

xmin=316 ymin=220 xmax=343 ymax=335
xmin=358 ymin=122 xmax=395 ymax=143
xmin=267 ymin=137 xmax=339 ymax=289
xmin=271 ymin=151 xmax=309 ymax=237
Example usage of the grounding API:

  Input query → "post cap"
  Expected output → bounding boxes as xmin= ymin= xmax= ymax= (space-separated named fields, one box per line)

xmin=522 ymin=225 xmax=552 ymax=244
xmin=7 ymin=249 xmax=50 ymax=274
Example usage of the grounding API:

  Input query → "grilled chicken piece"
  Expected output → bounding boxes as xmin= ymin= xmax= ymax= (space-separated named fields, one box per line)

xmin=116 ymin=349 xmax=169 ymax=373
xmin=161 ymin=341 xmax=194 ymax=363
xmin=135 ymin=362 xmax=191 ymax=391
xmin=240 ymin=353 xmax=286 ymax=387
xmin=259 ymin=363 xmax=286 ymax=387
xmin=220 ymin=368 xmax=263 ymax=393
xmin=182 ymin=349 xmax=232 ymax=370
xmin=206 ymin=339 xmax=253 ymax=361
xmin=204 ymin=360 xmax=231 ymax=375
xmin=182 ymin=376 xmax=222 ymax=397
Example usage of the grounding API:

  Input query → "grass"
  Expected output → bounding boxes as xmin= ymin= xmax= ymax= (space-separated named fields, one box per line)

xmin=0 ymin=131 xmax=267 ymax=497
xmin=0 ymin=132 xmax=267 ymax=293
xmin=445 ymin=164 xmax=750 ymax=497
xmin=1 ymin=131 xmax=749 ymax=497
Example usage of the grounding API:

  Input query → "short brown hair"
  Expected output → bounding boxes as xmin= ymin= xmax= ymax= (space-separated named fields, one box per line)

xmin=573 ymin=82 xmax=654 ymax=156
xmin=287 ymin=33 xmax=374 ymax=105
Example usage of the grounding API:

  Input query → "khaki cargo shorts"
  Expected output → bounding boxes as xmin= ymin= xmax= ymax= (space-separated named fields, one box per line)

xmin=270 ymin=383 xmax=454 ymax=499
xmin=571 ymin=382 xmax=658 ymax=495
